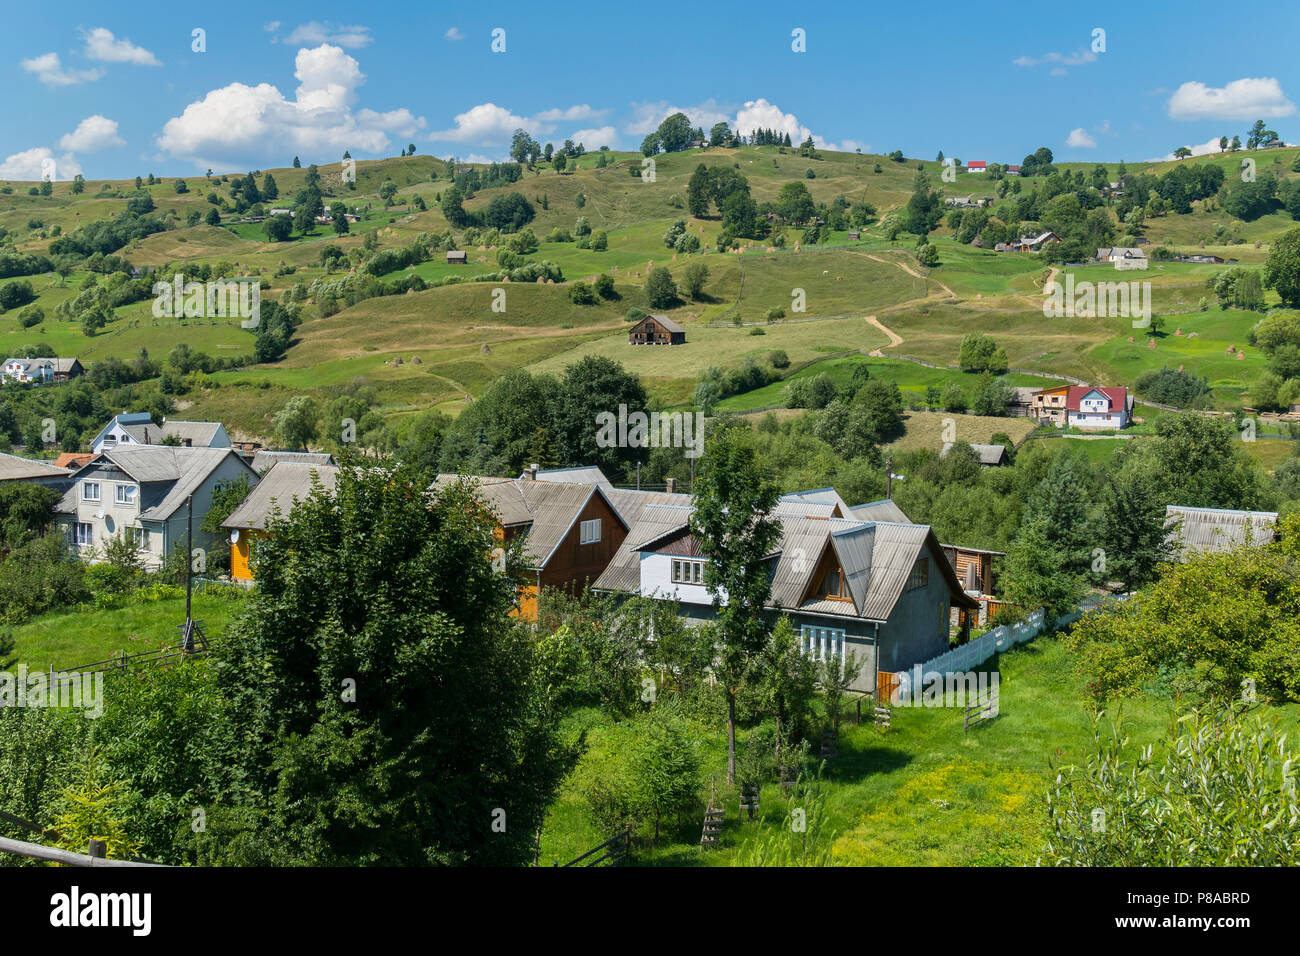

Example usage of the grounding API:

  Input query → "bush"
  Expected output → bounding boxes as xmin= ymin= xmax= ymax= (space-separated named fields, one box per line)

xmin=569 ymin=281 xmax=598 ymax=305
xmin=594 ymin=274 xmax=617 ymax=299
xmin=764 ymin=307 xmax=785 ymax=321
xmin=625 ymin=307 xmax=647 ymax=323
xmin=1135 ymin=366 xmax=1211 ymax=408
xmin=769 ymin=349 xmax=790 ymax=369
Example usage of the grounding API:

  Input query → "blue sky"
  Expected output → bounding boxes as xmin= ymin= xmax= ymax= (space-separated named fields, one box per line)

xmin=3 ymin=0 xmax=1297 ymax=180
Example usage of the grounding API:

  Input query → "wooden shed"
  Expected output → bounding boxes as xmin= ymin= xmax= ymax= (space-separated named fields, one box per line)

xmin=446 ymin=250 xmax=467 ymax=264
xmin=628 ymin=314 xmax=685 ymax=346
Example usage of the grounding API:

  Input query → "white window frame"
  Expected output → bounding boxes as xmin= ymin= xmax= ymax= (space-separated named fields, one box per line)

xmin=115 ymin=483 xmax=138 ymax=505
xmin=799 ymin=625 xmax=847 ymax=676
xmin=82 ymin=482 xmax=100 ymax=503
xmin=579 ymin=518 xmax=601 ymax=545
xmin=73 ymin=522 xmax=93 ymax=546
xmin=129 ymin=526 xmax=149 ymax=548
xmin=671 ymin=558 xmax=704 ymax=585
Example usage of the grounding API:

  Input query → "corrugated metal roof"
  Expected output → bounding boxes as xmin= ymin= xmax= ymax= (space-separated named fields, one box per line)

xmin=594 ymin=503 xmax=694 ymax=593
xmin=522 ymin=466 xmax=612 ymax=488
xmin=223 ymin=462 xmax=339 ymax=530
xmin=849 ymin=499 xmax=912 ymax=524
xmin=252 ymin=450 xmax=335 ymax=473
xmin=780 ymin=487 xmax=852 ymax=516
xmin=55 ymin=447 xmax=253 ymax=522
xmin=1165 ymin=505 xmax=1279 ymax=559
xmin=0 ymin=453 xmax=70 ymax=481
xmin=830 ymin=523 xmax=875 ymax=615
xmin=120 ymin=420 xmax=225 ymax=447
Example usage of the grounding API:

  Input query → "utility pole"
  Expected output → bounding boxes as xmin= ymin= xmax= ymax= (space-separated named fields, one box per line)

xmin=182 ymin=494 xmax=194 ymax=652
xmin=886 ymin=457 xmax=894 ymax=499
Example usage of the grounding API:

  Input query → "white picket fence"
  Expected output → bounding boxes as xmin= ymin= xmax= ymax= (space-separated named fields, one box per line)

xmin=911 ymin=602 xmax=1093 ymax=678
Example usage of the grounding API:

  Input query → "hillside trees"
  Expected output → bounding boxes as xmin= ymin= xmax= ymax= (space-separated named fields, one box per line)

xmin=645 ymin=266 xmax=678 ymax=309
xmin=1263 ymin=227 xmax=1300 ymax=308
xmin=958 ymin=333 xmax=1009 ymax=373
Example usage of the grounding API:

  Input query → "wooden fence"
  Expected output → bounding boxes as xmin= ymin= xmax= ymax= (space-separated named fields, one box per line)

xmin=554 ymin=826 xmax=632 ymax=867
xmin=0 ymin=809 xmax=162 ymax=867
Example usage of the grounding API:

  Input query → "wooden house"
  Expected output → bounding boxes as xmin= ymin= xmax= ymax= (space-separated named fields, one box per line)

xmin=222 ymin=461 xmax=338 ymax=582
xmin=628 ymin=314 xmax=685 ymax=346
xmin=446 ymin=250 xmax=467 ymax=264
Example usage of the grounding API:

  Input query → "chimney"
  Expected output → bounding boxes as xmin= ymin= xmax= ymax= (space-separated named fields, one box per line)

xmin=665 ymin=477 xmax=676 ymax=494
xmin=525 ymin=463 xmax=538 ymax=481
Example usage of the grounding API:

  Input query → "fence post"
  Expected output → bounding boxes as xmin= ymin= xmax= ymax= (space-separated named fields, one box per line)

xmin=87 ymin=839 xmax=106 ymax=860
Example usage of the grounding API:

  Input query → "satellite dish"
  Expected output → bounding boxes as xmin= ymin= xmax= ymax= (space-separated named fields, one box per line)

xmin=230 ymin=529 xmax=240 ymax=544
xmin=95 ymin=509 xmax=104 ymax=520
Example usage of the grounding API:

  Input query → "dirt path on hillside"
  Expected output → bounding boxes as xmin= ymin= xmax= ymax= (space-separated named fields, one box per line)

xmin=866 ymin=252 xmax=956 ymax=299
xmin=864 ymin=315 xmax=903 ymax=356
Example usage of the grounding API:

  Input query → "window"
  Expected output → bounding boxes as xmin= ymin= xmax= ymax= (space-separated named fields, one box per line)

xmin=817 ymin=565 xmax=850 ymax=600
xmin=906 ymin=557 xmax=929 ymax=591
xmin=579 ymin=518 xmax=601 ymax=545
xmin=129 ymin=527 xmax=148 ymax=548
xmin=671 ymin=558 xmax=704 ymax=584
xmin=800 ymin=625 xmax=848 ymax=674
xmin=82 ymin=482 xmax=100 ymax=502
xmin=115 ymin=484 xmax=138 ymax=505
xmin=72 ymin=522 xmax=93 ymax=546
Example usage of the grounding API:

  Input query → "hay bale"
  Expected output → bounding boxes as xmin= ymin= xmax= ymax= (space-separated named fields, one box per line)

xmin=480 ymin=344 xmax=491 ymax=354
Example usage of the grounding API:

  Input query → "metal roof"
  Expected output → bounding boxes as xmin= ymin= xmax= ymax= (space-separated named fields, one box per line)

xmin=849 ymin=499 xmax=912 ymax=524
xmin=941 ymin=442 xmax=1008 ymax=465
xmin=252 ymin=450 xmax=335 ymax=473
xmin=522 ymin=465 xmax=612 ymax=488
xmin=0 ymin=453 xmax=70 ymax=482
xmin=223 ymin=462 xmax=339 ymax=530
xmin=780 ymin=487 xmax=852 ymax=516
xmin=594 ymin=503 xmax=695 ymax=593
xmin=55 ymin=447 xmax=255 ymax=522
xmin=121 ymin=420 xmax=225 ymax=447
xmin=1165 ymin=505 xmax=1279 ymax=559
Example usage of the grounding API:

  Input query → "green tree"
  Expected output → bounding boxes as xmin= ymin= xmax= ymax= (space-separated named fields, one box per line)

xmin=683 ymin=262 xmax=709 ymax=300
xmin=1263 ymin=227 xmax=1300 ymax=308
xmin=274 ymin=395 xmax=320 ymax=451
xmin=645 ymin=267 xmax=678 ymax=309
xmin=690 ymin=426 xmax=783 ymax=782
xmin=1093 ymin=477 xmax=1176 ymax=594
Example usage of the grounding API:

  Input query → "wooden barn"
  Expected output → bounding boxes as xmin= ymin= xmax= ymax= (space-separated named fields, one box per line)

xmin=628 ymin=314 xmax=685 ymax=345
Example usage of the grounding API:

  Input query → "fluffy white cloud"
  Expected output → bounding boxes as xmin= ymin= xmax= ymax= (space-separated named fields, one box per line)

xmin=81 ymin=27 xmax=160 ymax=66
xmin=734 ymin=98 xmax=812 ymax=144
xmin=1167 ymin=77 xmax=1295 ymax=121
xmin=157 ymin=45 xmax=425 ymax=168
xmin=444 ymin=27 xmax=464 ymax=41
xmin=625 ymin=99 xmax=730 ymax=137
xmin=569 ymin=126 xmax=620 ymax=150
xmin=58 ymin=115 xmax=124 ymax=152
xmin=283 ymin=22 xmax=373 ymax=49
xmin=1066 ymin=127 xmax=1097 ymax=148
xmin=21 ymin=52 xmax=102 ymax=86
xmin=0 ymin=147 xmax=82 ymax=181
xmin=430 ymin=103 xmax=609 ymax=146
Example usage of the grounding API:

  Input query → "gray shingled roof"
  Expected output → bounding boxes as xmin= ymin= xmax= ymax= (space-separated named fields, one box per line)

xmin=56 ymin=447 xmax=253 ymax=522
xmin=648 ymin=314 xmax=684 ymax=333
xmin=120 ymin=420 xmax=224 ymax=447
xmin=252 ymin=450 xmax=335 ymax=473
xmin=0 ymin=453 xmax=70 ymax=482
xmin=1165 ymin=505 xmax=1279 ymax=559
xmin=223 ymin=462 xmax=338 ymax=530
xmin=941 ymin=442 xmax=1007 ymax=465
xmin=849 ymin=499 xmax=912 ymax=524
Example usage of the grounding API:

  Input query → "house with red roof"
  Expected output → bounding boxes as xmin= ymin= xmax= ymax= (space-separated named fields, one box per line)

xmin=966 ymin=160 xmax=987 ymax=173
xmin=1032 ymin=385 xmax=1132 ymax=429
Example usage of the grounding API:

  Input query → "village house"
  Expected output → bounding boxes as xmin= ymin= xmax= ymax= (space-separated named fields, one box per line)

xmin=628 ymin=314 xmax=686 ymax=345
xmin=446 ymin=250 xmax=467 ymax=264
xmin=1097 ymin=247 xmax=1148 ymax=270
xmin=1005 ymin=165 xmax=1022 ymax=176
xmin=250 ymin=450 xmax=335 ymax=474
xmin=222 ymin=460 xmax=339 ymax=582
xmin=1165 ymin=505 xmax=1279 ymax=560
xmin=91 ymin=413 xmax=231 ymax=455
xmin=1017 ymin=231 xmax=1060 ymax=252
xmin=594 ymin=492 xmax=977 ymax=694
xmin=965 ymin=161 xmax=987 ymax=173
xmin=434 ymin=468 xmax=634 ymax=620
xmin=1030 ymin=385 xmax=1131 ymax=429
xmin=1 ymin=357 xmax=83 ymax=385
xmin=941 ymin=442 xmax=1009 ymax=466
xmin=54 ymin=446 xmax=258 ymax=570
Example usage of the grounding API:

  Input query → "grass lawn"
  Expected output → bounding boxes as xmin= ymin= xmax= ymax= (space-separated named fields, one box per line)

xmin=1 ymin=589 xmax=247 ymax=673
xmin=538 ymin=633 xmax=1300 ymax=867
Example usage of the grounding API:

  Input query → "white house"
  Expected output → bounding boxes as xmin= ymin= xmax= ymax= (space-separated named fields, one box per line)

xmin=54 ymin=446 xmax=258 ymax=569
xmin=2 ymin=357 xmax=83 ymax=385
xmin=1066 ymin=386 xmax=1131 ymax=429
xmin=91 ymin=413 xmax=231 ymax=455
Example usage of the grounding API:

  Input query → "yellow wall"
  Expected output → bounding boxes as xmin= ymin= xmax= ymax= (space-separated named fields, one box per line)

xmin=229 ymin=530 xmax=264 ymax=582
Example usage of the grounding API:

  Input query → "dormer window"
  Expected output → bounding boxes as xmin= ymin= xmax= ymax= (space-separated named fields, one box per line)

xmin=816 ymin=566 xmax=851 ymax=601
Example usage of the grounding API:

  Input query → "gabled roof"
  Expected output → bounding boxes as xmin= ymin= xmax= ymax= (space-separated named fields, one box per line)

xmin=780 ymin=487 xmax=851 ymax=517
xmin=633 ymin=313 xmax=684 ymax=334
xmin=522 ymin=465 xmax=612 ymax=488
xmin=252 ymin=450 xmax=335 ymax=473
xmin=1066 ymin=386 xmax=1128 ymax=412
xmin=2 ymin=357 xmax=81 ymax=373
xmin=596 ymin=503 xmax=696 ymax=593
xmin=55 ymin=447 xmax=256 ymax=522
xmin=1165 ymin=505 xmax=1279 ymax=559
xmin=224 ymin=461 xmax=338 ymax=530
xmin=120 ymin=420 xmax=225 ymax=447
xmin=849 ymin=499 xmax=911 ymax=524
xmin=941 ymin=442 xmax=1008 ymax=466
xmin=433 ymin=474 xmax=629 ymax=568
xmin=0 ymin=453 xmax=70 ymax=482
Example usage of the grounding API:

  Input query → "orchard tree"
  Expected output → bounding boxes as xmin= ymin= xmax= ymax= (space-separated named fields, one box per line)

xmin=1263 ymin=227 xmax=1300 ymax=308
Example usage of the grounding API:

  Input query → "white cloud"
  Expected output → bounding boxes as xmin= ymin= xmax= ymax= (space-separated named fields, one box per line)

xmin=58 ymin=115 xmax=124 ymax=152
xmin=1148 ymin=136 xmax=1238 ymax=162
xmin=444 ymin=27 xmax=464 ymax=41
xmin=283 ymin=22 xmax=373 ymax=49
xmin=1066 ymin=127 xmax=1097 ymax=148
xmin=569 ymin=126 xmax=620 ymax=150
xmin=1167 ymin=77 xmax=1295 ymax=121
xmin=1014 ymin=50 xmax=1096 ymax=75
xmin=735 ymin=98 xmax=812 ymax=144
xmin=264 ymin=21 xmax=281 ymax=34
xmin=0 ymin=146 xmax=82 ymax=181
xmin=430 ymin=103 xmax=610 ymax=146
xmin=625 ymin=99 xmax=730 ymax=136
xmin=21 ymin=52 xmax=102 ymax=86
xmin=81 ymin=27 xmax=160 ymax=66
xmin=157 ymin=44 xmax=425 ymax=169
